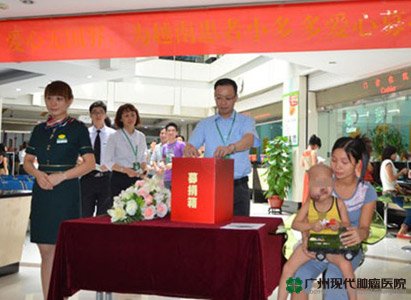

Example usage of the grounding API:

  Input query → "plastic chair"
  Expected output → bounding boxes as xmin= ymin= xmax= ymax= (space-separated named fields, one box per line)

xmin=0 ymin=179 xmax=24 ymax=190
xmin=279 ymin=214 xmax=299 ymax=260
xmin=378 ymin=194 xmax=393 ymax=225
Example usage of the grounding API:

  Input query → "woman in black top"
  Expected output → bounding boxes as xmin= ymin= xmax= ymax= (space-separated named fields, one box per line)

xmin=24 ymin=81 xmax=95 ymax=299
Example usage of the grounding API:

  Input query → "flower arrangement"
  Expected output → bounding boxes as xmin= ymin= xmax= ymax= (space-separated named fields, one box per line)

xmin=107 ymin=176 xmax=171 ymax=223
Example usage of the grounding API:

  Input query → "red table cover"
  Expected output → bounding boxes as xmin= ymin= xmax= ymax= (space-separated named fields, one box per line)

xmin=48 ymin=216 xmax=284 ymax=300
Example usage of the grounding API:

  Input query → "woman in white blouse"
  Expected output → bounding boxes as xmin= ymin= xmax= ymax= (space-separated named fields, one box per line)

xmin=104 ymin=103 xmax=147 ymax=201
xmin=380 ymin=145 xmax=410 ymax=238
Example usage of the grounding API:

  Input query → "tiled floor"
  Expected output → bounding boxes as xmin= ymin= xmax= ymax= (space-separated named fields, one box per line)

xmin=1 ymin=202 xmax=411 ymax=300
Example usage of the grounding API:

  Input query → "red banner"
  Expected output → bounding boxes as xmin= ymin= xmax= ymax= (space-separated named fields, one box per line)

xmin=0 ymin=0 xmax=410 ymax=62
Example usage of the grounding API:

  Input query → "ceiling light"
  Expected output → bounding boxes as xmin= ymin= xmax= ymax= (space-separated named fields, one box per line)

xmin=86 ymin=75 xmax=93 ymax=79
xmin=16 ymin=88 xmax=22 ymax=92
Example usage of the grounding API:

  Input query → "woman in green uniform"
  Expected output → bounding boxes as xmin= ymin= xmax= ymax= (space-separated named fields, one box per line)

xmin=23 ymin=81 xmax=95 ymax=299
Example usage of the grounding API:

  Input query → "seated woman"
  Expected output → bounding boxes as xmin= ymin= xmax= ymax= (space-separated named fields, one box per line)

xmin=0 ymin=151 xmax=9 ymax=175
xmin=293 ymin=136 xmax=377 ymax=300
xmin=380 ymin=145 xmax=411 ymax=238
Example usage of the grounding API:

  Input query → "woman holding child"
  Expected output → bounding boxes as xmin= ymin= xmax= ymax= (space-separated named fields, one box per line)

xmin=291 ymin=136 xmax=377 ymax=300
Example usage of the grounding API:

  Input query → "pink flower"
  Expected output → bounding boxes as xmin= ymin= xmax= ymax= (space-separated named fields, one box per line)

xmin=135 ymin=180 xmax=145 ymax=187
xmin=143 ymin=205 xmax=156 ymax=220
xmin=156 ymin=202 xmax=168 ymax=218
xmin=144 ymin=194 xmax=153 ymax=206
xmin=137 ymin=189 xmax=149 ymax=198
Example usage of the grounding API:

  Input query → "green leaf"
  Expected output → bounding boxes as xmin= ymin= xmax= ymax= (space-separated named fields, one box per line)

xmin=263 ymin=136 xmax=293 ymax=200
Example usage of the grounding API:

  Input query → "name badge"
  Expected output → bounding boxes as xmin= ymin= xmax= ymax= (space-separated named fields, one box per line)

xmin=56 ymin=134 xmax=68 ymax=144
xmin=166 ymin=151 xmax=174 ymax=164
xmin=133 ymin=162 xmax=141 ymax=172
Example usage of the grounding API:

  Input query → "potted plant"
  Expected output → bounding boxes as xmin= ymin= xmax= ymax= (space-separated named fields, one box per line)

xmin=263 ymin=136 xmax=293 ymax=213
xmin=369 ymin=124 xmax=406 ymax=160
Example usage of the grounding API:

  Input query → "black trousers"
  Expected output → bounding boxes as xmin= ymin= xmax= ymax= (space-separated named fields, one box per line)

xmin=80 ymin=173 xmax=111 ymax=217
xmin=233 ymin=177 xmax=250 ymax=216
xmin=110 ymin=171 xmax=141 ymax=202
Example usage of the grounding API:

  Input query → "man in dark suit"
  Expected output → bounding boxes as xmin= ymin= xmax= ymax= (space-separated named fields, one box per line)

xmin=81 ymin=101 xmax=116 ymax=217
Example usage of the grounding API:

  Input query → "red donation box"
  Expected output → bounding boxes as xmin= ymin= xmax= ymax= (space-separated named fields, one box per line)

xmin=171 ymin=158 xmax=234 ymax=224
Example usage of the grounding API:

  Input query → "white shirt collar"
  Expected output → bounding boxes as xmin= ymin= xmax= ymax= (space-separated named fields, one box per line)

xmin=92 ymin=125 xmax=107 ymax=133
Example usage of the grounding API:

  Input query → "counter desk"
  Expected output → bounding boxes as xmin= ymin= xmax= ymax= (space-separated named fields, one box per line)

xmin=0 ymin=190 xmax=32 ymax=277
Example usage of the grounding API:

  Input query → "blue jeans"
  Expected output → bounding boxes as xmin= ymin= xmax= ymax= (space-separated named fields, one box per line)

xmin=392 ymin=196 xmax=411 ymax=226
xmin=294 ymin=250 xmax=363 ymax=300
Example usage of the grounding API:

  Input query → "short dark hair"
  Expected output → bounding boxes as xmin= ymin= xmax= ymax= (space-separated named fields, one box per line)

xmin=308 ymin=134 xmax=322 ymax=148
xmin=89 ymin=101 xmax=107 ymax=113
xmin=176 ymin=134 xmax=185 ymax=141
xmin=114 ymin=103 xmax=141 ymax=129
xmin=214 ymin=78 xmax=237 ymax=95
xmin=45 ymin=81 xmax=73 ymax=100
xmin=165 ymin=122 xmax=178 ymax=131
xmin=104 ymin=116 xmax=112 ymax=127
xmin=382 ymin=145 xmax=397 ymax=161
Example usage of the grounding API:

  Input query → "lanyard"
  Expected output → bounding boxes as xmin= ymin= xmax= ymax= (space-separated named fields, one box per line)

xmin=215 ymin=112 xmax=236 ymax=146
xmin=121 ymin=128 xmax=138 ymax=161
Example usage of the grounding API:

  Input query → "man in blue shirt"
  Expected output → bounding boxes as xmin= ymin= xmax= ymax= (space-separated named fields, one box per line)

xmin=184 ymin=78 xmax=260 ymax=216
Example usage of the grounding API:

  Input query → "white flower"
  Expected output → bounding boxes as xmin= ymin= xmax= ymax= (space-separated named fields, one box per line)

xmin=133 ymin=186 xmax=140 ymax=194
xmin=147 ymin=179 xmax=158 ymax=191
xmin=113 ymin=196 xmax=124 ymax=208
xmin=154 ymin=192 xmax=165 ymax=203
xmin=107 ymin=207 xmax=127 ymax=222
xmin=119 ymin=189 xmax=133 ymax=200
xmin=109 ymin=176 xmax=170 ymax=223
xmin=125 ymin=200 xmax=138 ymax=216
xmin=124 ymin=186 xmax=135 ymax=198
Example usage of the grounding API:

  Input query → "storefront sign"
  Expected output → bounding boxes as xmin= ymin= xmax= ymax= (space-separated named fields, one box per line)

xmin=282 ymin=91 xmax=299 ymax=146
xmin=362 ymin=69 xmax=411 ymax=95
xmin=318 ymin=66 xmax=411 ymax=108
xmin=1 ymin=0 xmax=411 ymax=62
